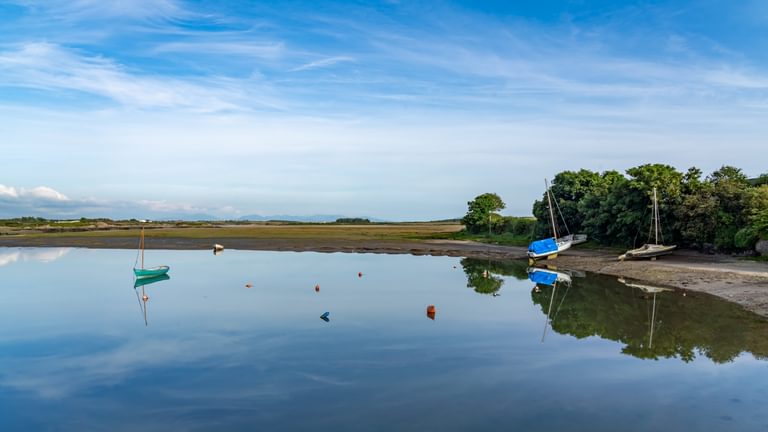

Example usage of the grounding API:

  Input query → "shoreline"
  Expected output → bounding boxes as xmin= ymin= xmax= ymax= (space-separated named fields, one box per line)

xmin=2 ymin=235 xmax=767 ymax=316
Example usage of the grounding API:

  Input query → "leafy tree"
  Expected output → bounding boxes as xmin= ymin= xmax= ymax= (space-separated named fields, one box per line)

xmin=532 ymin=169 xmax=602 ymax=238
xmin=707 ymin=166 xmax=753 ymax=250
xmin=462 ymin=193 xmax=505 ymax=234
xmin=676 ymin=183 xmax=718 ymax=248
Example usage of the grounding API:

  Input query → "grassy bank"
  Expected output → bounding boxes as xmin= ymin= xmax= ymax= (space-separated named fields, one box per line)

xmin=5 ymin=222 xmax=464 ymax=242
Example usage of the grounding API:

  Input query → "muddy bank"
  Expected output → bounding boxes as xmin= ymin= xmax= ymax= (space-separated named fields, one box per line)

xmin=1 ymin=235 xmax=767 ymax=316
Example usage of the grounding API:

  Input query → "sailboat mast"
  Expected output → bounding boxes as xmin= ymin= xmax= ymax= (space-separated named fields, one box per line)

xmin=653 ymin=188 xmax=659 ymax=244
xmin=140 ymin=226 xmax=145 ymax=269
xmin=545 ymin=179 xmax=558 ymax=239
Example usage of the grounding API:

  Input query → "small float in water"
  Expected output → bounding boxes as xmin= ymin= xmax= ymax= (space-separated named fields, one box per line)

xmin=426 ymin=305 xmax=436 ymax=320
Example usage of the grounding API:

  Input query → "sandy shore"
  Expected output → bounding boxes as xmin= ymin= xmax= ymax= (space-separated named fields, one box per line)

xmin=2 ymin=235 xmax=767 ymax=316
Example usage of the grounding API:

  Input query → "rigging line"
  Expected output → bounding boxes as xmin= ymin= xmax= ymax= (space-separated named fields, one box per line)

xmin=551 ymin=190 xmax=571 ymax=236
xmin=632 ymin=205 xmax=649 ymax=248
xmin=541 ymin=282 xmax=558 ymax=343
xmin=552 ymin=280 xmax=572 ymax=323
xmin=133 ymin=228 xmax=142 ymax=269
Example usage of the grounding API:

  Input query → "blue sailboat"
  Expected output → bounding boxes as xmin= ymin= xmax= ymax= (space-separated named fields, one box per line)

xmin=527 ymin=179 xmax=572 ymax=261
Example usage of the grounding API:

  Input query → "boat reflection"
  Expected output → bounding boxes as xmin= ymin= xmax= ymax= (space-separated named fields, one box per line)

xmin=133 ymin=274 xmax=171 ymax=326
xmin=618 ymin=278 xmax=672 ymax=350
xmin=530 ymin=273 xmax=768 ymax=363
xmin=528 ymin=266 xmax=574 ymax=343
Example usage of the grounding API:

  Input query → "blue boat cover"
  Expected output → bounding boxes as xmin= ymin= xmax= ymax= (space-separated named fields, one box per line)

xmin=528 ymin=270 xmax=558 ymax=286
xmin=528 ymin=237 xmax=557 ymax=254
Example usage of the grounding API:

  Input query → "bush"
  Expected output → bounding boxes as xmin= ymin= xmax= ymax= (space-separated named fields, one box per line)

xmin=734 ymin=227 xmax=758 ymax=250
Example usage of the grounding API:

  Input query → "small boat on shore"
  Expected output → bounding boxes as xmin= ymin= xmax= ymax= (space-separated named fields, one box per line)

xmin=133 ymin=225 xmax=170 ymax=279
xmin=619 ymin=188 xmax=676 ymax=261
xmin=528 ymin=179 xmax=572 ymax=261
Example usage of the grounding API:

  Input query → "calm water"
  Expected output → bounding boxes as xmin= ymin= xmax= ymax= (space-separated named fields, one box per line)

xmin=1 ymin=247 xmax=767 ymax=431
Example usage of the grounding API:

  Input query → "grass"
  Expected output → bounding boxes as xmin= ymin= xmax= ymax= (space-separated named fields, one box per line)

xmin=15 ymin=223 xmax=465 ymax=241
xmin=744 ymin=255 xmax=768 ymax=262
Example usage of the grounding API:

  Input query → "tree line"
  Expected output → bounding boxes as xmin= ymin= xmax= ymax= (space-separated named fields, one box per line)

xmin=463 ymin=164 xmax=768 ymax=252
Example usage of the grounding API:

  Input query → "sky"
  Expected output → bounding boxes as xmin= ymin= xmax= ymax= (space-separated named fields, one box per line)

xmin=1 ymin=0 xmax=767 ymax=221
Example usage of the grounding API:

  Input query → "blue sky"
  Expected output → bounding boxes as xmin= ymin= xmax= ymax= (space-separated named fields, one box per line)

xmin=1 ymin=0 xmax=766 ymax=220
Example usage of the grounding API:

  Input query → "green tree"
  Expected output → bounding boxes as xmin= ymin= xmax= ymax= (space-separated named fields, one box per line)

xmin=532 ymin=169 xmax=602 ymax=238
xmin=462 ymin=193 xmax=505 ymax=234
xmin=708 ymin=166 xmax=753 ymax=250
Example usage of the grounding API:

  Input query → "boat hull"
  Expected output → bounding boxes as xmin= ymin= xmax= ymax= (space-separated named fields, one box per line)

xmin=618 ymin=244 xmax=676 ymax=261
xmin=562 ymin=234 xmax=588 ymax=246
xmin=134 ymin=273 xmax=170 ymax=288
xmin=527 ymin=239 xmax=572 ymax=260
xmin=134 ymin=265 xmax=170 ymax=279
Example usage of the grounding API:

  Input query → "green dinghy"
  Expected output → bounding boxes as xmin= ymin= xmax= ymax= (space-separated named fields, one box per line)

xmin=133 ymin=226 xmax=170 ymax=279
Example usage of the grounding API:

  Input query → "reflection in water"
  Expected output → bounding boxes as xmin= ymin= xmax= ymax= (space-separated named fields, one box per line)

xmin=133 ymin=274 xmax=171 ymax=326
xmin=2 ymin=250 xmax=768 ymax=431
xmin=528 ymin=267 xmax=574 ymax=343
xmin=530 ymin=273 xmax=768 ymax=363
xmin=618 ymin=278 xmax=673 ymax=349
xmin=460 ymin=258 xmax=528 ymax=295
xmin=0 ymin=247 xmax=72 ymax=267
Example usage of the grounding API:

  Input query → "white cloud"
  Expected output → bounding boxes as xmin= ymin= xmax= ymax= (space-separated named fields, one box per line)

xmin=15 ymin=0 xmax=189 ymax=22
xmin=0 ymin=43 xmax=258 ymax=112
xmin=153 ymin=41 xmax=285 ymax=59
xmin=24 ymin=186 xmax=69 ymax=201
xmin=0 ymin=184 xmax=19 ymax=198
xmin=0 ymin=248 xmax=72 ymax=267
xmin=0 ymin=182 xmax=246 ymax=219
xmin=291 ymin=56 xmax=355 ymax=72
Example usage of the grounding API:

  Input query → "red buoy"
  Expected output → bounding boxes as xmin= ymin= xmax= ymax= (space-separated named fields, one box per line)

xmin=358 ymin=272 xmax=363 ymax=277
xmin=315 ymin=284 xmax=320 ymax=292
xmin=426 ymin=305 xmax=436 ymax=320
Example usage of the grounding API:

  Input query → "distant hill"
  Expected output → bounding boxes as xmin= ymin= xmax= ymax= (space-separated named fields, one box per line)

xmin=238 ymin=214 xmax=385 ymax=223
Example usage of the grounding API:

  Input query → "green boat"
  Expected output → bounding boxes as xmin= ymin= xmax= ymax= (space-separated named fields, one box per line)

xmin=134 ymin=266 xmax=170 ymax=279
xmin=133 ymin=226 xmax=171 ymax=279
xmin=134 ymin=273 xmax=170 ymax=288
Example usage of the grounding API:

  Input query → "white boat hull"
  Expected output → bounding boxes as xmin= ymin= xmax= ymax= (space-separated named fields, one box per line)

xmin=527 ymin=239 xmax=572 ymax=260
xmin=618 ymin=244 xmax=676 ymax=261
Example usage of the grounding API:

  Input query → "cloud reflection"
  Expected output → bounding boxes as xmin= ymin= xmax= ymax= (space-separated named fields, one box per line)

xmin=0 ymin=247 xmax=72 ymax=267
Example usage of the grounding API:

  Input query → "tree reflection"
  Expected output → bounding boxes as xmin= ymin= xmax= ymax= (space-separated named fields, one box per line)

xmin=530 ymin=276 xmax=768 ymax=363
xmin=460 ymin=258 xmax=528 ymax=295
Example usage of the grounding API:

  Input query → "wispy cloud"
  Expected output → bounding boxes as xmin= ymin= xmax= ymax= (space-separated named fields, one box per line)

xmin=291 ymin=56 xmax=355 ymax=72
xmin=153 ymin=41 xmax=285 ymax=58
xmin=0 ymin=42 xmax=269 ymax=111
xmin=14 ymin=0 xmax=190 ymax=22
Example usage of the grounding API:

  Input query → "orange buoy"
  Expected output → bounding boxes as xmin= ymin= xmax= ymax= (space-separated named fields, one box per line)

xmin=426 ymin=304 xmax=436 ymax=320
xmin=245 ymin=283 xmax=253 ymax=288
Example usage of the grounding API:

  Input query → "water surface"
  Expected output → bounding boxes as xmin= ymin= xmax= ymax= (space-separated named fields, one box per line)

xmin=1 ymin=248 xmax=767 ymax=431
